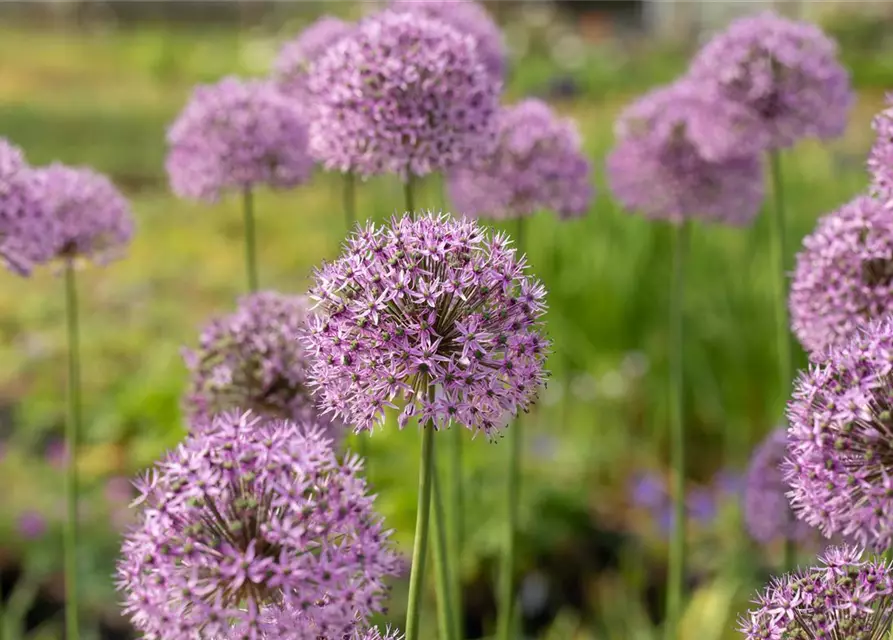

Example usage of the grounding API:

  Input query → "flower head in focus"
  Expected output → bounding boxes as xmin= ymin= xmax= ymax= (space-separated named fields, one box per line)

xmin=304 ymin=212 xmax=549 ymax=437
xmin=790 ymin=195 xmax=893 ymax=357
xmin=117 ymin=411 xmax=400 ymax=640
xmin=166 ymin=77 xmax=313 ymax=202
xmin=274 ymin=16 xmax=354 ymax=98
xmin=784 ymin=316 xmax=893 ymax=550
xmin=389 ymin=0 xmax=506 ymax=82
xmin=306 ymin=11 xmax=500 ymax=180
xmin=606 ymin=81 xmax=765 ymax=225
xmin=31 ymin=164 xmax=134 ymax=264
xmin=0 ymin=139 xmax=58 ymax=275
xmin=688 ymin=11 xmax=852 ymax=150
xmin=448 ymin=99 xmax=593 ymax=220
xmin=738 ymin=546 xmax=893 ymax=639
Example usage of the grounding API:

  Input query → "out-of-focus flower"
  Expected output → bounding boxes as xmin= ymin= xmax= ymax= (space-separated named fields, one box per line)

xmin=448 ymin=99 xmax=593 ymax=220
xmin=790 ymin=194 xmax=893 ymax=357
xmin=304 ymin=212 xmax=549 ymax=437
xmin=45 ymin=439 xmax=67 ymax=470
xmin=713 ymin=468 xmax=744 ymax=498
xmin=687 ymin=487 xmax=717 ymax=524
xmin=629 ymin=472 xmax=667 ymax=510
xmin=31 ymin=164 xmax=134 ymax=264
xmin=869 ymin=93 xmax=893 ymax=199
xmin=166 ymin=77 xmax=313 ymax=202
xmin=117 ymin=411 xmax=400 ymax=639
xmin=688 ymin=11 xmax=852 ymax=150
xmin=274 ymin=16 xmax=354 ymax=99
xmin=104 ymin=476 xmax=132 ymax=506
xmin=306 ymin=11 xmax=500 ymax=180
xmin=17 ymin=510 xmax=47 ymax=540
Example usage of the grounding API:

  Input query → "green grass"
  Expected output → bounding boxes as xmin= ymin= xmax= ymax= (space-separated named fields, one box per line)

xmin=0 ymin=17 xmax=889 ymax=639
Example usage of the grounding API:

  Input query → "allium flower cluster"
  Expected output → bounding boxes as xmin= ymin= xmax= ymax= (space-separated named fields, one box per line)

xmin=183 ymin=292 xmax=340 ymax=437
xmin=31 ymin=164 xmax=133 ymax=263
xmin=688 ymin=11 xmax=853 ymax=150
xmin=306 ymin=11 xmax=500 ymax=180
xmin=389 ymin=0 xmax=506 ymax=82
xmin=304 ymin=212 xmax=549 ymax=437
xmin=744 ymin=427 xmax=818 ymax=545
xmin=274 ymin=16 xmax=354 ymax=98
xmin=358 ymin=627 xmax=404 ymax=640
xmin=166 ymin=77 xmax=313 ymax=202
xmin=606 ymin=81 xmax=765 ymax=225
xmin=784 ymin=316 xmax=893 ymax=550
xmin=447 ymin=99 xmax=593 ymax=220
xmin=0 ymin=139 xmax=57 ymax=275
xmin=117 ymin=411 xmax=400 ymax=640
xmin=868 ymin=94 xmax=893 ymax=199
xmin=739 ymin=546 xmax=893 ymax=639
xmin=790 ymin=195 xmax=893 ymax=357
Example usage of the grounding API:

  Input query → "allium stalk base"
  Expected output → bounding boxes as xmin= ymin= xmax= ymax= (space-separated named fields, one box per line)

xmin=64 ymin=260 xmax=82 ymax=640
xmin=405 ymin=424 xmax=436 ymax=640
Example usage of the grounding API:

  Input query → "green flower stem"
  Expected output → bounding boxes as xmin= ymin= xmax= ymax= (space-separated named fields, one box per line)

xmin=404 ymin=423 xmax=436 ymax=640
xmin=243 ymin=187 xmax=258 ymax=293
xmin=64 ymin=261 xmax=82 ymax=640
xmin=432 ymin=466 xmax=458 ymax=640
xmin=404 ymin=175 xmax=416 ymax=213
xmin=665 ymin=220 xmax=689 ymax=640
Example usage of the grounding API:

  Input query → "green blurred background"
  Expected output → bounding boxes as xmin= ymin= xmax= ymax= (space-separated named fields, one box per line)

xmin=2 ymin=1 xmax=892 ymax=638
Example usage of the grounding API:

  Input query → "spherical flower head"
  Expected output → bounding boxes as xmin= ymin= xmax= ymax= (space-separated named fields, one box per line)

xmin=738 ymin=545 xmax=893 ymax=639
xmin=306 ymin=11 xmax=501 ymax=180
xmin=868 ymin=93 xmax=893 ymax=200
xmin=274 ymin=16 xmax=354 ymax=99
xmin=31 ymin=164 xmax=133 ymax=264
xmin=447 ymin=99 xmax=593 ymax=220
xmin=784 ymin=316 xmax=893 ymax=551
xmin=389 ymin=0 xmax=506 ymax=82
xmin=744 ymin=427 xmax=818 ymax=545
xmin=606 ymin=82 xmax=765 ymax=225
xmin=688 ymin=11 xmax=853 ymax=150
xmin=304 ymin=212 xmax=550 ymax=437
xmin=183 ymin=292 xmax=341 ymax=439
xmin=166 ymin=77 xmax=313 ymax=202
xmin=0 ymin=139 xmax=57 ymax=275
xmin=790 ymin=195 xmax=893 ymax=357
xmin=116 ymin=411 xmax=400 ymax=640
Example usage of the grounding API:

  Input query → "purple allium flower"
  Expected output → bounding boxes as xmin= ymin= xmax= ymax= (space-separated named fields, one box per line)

xmin=738 ymin=545 xmax=893 ymax=639
xmin=31 ymin=164 xmax=133 ymax=264
xmin=389 ymin=0 xmax=506 ymax=82
xmin=789 ymin=195 xmax=893 ymax=357
xmin=306 ymin=11 xmax=501 ymax=181
xmin=686 ymin=487 xmax=717 ymax=524
xmin=688 ymin=11 xmax=852 ymax=151
xmin=784 ymin=316 xmax=893 ymax=550
xmin=117 ymin=411 xmax=400 ymax=640
xmin=274 ymin=16 xmax=355 ymax=99
xmin=605 ymin=81 xmax=765 ymax=225
xmin=17 ymin=510 xmax=47 ymax=540
xmin=744 ymin=427 xmax=817 ymax=545
xmin=629 ymin=472 xmax=667 ymax=510
xmin=166 ymin=77 xmax=313 ymax=203
xmin=713 ymin=469 xmax=745 ymax=497
xmin=45 ymin=438 xmax=67 ymax=470
xmin=447 ymin=99 xmax=593 ymax=220
xmin=358 ymin=626 xmax=404 ymax=640
xmin=869 ymin=94 xmax=893 ymax=199
xmin=304 ymin=212 xmax=549 ymax=437
xmin=105 ymin=476 xmax=133 ymax=506
xmin=0 ymin=139 xmax=57 ymax=275
xmin=182 ymin=292 xmax=340 ymax=437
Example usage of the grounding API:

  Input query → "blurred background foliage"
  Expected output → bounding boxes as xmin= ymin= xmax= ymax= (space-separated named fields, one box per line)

xmin=1 ymin=1 xmax=892 ymax=638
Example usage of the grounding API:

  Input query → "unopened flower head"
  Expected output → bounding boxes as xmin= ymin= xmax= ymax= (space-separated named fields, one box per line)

xmin=738 ymin=546 xmax=893 ymax=639
xmin=0 ymin=139 xmax=57 ymax=275
xmin=868 ymin=93 xmax=893 ymax=199
xmin=274 ymin=16 xmax=354 ymax=99
xmin=31 ymin=164 xmax=134 ymax=264
xmin=389 ymin=0 xmax=506 ymax=82
xmin=606 ymin=81 xmax=765 ymax=225
xmin=784 ymin=316 xmax=893 ymax=550
xmin=183 ymin=292 xmax=340 ymax=438
xmin=689 ymin=11 xmax=853 ymax=150
xmin=166 ymin=77 xmax=313 ymax=202
xmin=117 ymin=411 xmax=400 ymax=640
xmin=304 ymin=212 xmax=550 ymax=437
xmin=307 ymin=11 xmax=500 ymax=180
xmin=447 ymin=99 xmax=593 ymax=220
xmin=790 ymin=195 xmax=893 ymax=357
xmin=744 ymin=427 xmax=818 ymax=544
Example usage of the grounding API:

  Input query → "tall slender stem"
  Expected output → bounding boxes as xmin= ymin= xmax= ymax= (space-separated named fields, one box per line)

xmin=405 ymin=423 xmax=436 ymax=640
xmin=64 ymin=261 xmax=82 ymax=640
xmin=432 ymin=467 xmax=458 ymax=640
xmin=665 ymin=221 xmax=688 ymax=640
xmin=242 ymin=187 xmax=258 ymax=293
xmin=769 ymin=150 xmax=795 ymax=570
xmin=404 ymin=175 xmax=415 ymax=213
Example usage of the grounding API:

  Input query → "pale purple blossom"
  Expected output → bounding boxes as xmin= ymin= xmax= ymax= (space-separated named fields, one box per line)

xmin=17 ymin=510 xmax=47 ymax=540
xmin=869 ymin=93 xmax=893 ymax=199
xmin=274 ymin=16 xmax=354 ymax=99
